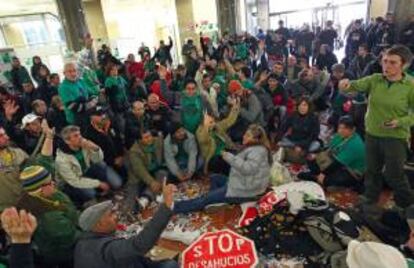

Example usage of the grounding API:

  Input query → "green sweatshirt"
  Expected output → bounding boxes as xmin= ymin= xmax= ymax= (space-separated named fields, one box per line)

xmin=348 ymin=73 xmax=414 ymax=139
xmin=330 ymin=133 xmax=366 ymax=175
xmin=34 ymin=191 xmax=79 ymax=262
xmin=82 ymin=68 xmax=100 ymax=97
xmin=58 ymin=78 xmax=89 ymax=124
xmin=181 ymin=93 xmax=203 ymax=133
xmin=105 ymin=76 xmax=128 ymax=102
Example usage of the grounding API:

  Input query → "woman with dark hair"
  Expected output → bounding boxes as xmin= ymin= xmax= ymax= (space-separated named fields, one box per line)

xmin=31 ymin=56 xmax=50 ymax=85
xmin=279 ymin=97 xmax=321 ymax=154
xmin=298 ymin=116 xmax=366 ymax=192
xmin=174 ymin=124 xmax=271 ymax=214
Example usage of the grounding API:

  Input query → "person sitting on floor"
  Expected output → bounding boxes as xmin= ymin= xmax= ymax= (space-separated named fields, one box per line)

xmin=125 ymin=100 xmax=149 ymax=149
xmin=174 ymin=124 xmax=271 ymax=214
xmin=297 ymin=116 xmax=366 ymax=192
xmin=164 ymin=122 xmax=198 ymax=182
xmin=146 ymin=94 xmax=171 ymax=136
xmin=17 ymin=166 xmax=79 ymax=268
xmin=74 ymin=182 xmax=179 ymax=268
xmin=83 ymin=106 xmax=125 ymax=182
xmin=56 ymin=125 xmax=122 ymax=207
xmin=279 ymin=97 xmax=321 ymax=155
xmin=197 ymin=98 xmax=240 ymax=175
xmin=126 ymin=129 xmax=168 ymax=210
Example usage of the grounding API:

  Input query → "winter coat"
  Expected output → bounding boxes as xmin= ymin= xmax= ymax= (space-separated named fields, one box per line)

xmin=83 ymin=124 xmax=123 ymax=167
xmin=55 ymin=144 xmax=104 ymax=189
xmin=74 ymin=204 xmax=173 ymax=268
xmin=127 ymin=137 xmax=163 ymax=186
xmin=282 ymin=113 xmax=320 ymax=150
xmin=196 ymin=104 xmax=240 ymax=174
xmin=11 ymin=66 xmax=31 ymax=92
xmin=223 ymin=145 xmax=270 ymax=198
xmin=58 ymin=78 xmax=90 ymax=125
xmin=124 ymin=111 xmax=150 ymax=149
xmin=0 ymin=147 xmax=53 ymax=211
xmin=164 ymin=131 xmax=198 ymax=177
xmin=17 ymin=191 xmax=79 ymax=264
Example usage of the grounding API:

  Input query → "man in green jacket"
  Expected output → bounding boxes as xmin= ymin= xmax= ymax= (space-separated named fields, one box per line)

xmin=339 ymin=45 xmax=414 ymax=208
xmin=17 ymin=165 xmax=79 ymax=267
xmin=126 ymin=130 xmax=168 ymax=209
xmin=58 ymin=63 xmax=97 ymax=126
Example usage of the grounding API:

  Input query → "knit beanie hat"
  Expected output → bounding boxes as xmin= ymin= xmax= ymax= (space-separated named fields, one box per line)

xmin=346 ymin=240 xmax=408 ymax=268
xmin=228 ymin=80 xmax=243 ymax=94
xmin=20 ymin=166 xmax=51 ymax=193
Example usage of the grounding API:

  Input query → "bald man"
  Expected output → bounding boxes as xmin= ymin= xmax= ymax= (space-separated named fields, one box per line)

xmin=58 ymin=63 xmax=97 ymax=126
xmin=125 ymin=100 xmax=150 ymax=149
xmin=146 ymin=94 xmax=171 ymax=136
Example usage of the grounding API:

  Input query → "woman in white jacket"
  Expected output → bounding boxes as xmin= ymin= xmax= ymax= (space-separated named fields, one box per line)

xmin=174 ymin=124 xmax=271 ymax=214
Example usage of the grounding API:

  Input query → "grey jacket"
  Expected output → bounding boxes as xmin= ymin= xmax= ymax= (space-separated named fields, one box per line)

xmin=163 ymin=131 xmax=198 ymax=177
xmin=240 ymin=93 xmax=265 ymax=127
xmin=223 ymin=145 xmax=270 ymax=198
xmin=74 ymin=204 xmax=173 ymax=268
xmin=55 ymin=147 xmax=104 ymax=189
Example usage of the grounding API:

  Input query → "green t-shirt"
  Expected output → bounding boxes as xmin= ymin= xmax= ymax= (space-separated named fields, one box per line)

xmin=176 ymin=141 xmax=188 ymax=163
xmin=213 ymin=132 xmax=226 ymax=157
xmin=73 ymin=150 xmax=87 ymax=173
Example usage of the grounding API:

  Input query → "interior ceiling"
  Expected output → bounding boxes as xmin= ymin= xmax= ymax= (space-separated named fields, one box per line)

xmin=0 ymin=0 xmax=96 ymax=17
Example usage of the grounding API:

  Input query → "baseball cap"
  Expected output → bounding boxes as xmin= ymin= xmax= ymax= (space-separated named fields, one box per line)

xmin=346 ymin=240 xmax=408 ymax=268
xmin=79 ymin=200 xmax=114 ymax=231
xmin=21 ymin=113 xmax=40 ymax=129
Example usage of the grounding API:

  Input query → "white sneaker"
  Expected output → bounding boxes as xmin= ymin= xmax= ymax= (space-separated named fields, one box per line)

xmin=161 ymin=226 xmax=201 ymax=245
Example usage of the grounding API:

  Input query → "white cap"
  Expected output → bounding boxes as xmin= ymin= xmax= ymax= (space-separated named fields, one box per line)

xmin=21 ymin=113 xmax=40 ymax=129
xmin=347 ymin=240 xmax=408 ymax=268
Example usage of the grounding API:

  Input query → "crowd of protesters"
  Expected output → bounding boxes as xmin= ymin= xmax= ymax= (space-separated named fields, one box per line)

xmin=0 ymin=12 xmax=414 ymax=268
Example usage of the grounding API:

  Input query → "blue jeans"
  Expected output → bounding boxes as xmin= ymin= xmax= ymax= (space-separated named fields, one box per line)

xmin=173 ymin=174 xmax=256 ymax=214
xmin=174 ymin=174 xmax=227 ymax=214
xmin=279 ymin=137 xmax=321 ymax=153
xmin=63 ymin=162 xmax=123 ymax=206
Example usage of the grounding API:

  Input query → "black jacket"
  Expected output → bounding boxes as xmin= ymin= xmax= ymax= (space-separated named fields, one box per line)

xmin=147 ymin=105 xmax=171 ymax=136
xmin=314 ymin=52 xmax=338 ymax=72
xmin=83 ymin=124 xmax=123 ymax=167
xmin=124 ymin=111 xmax=149 ymax=149
xmin=282 ymin=113 xmax=320 ymax=150
xmin=74 ymin=204 xmax=173 ymax=268
xmin=22 ymin=89 xmax=43 ymax=114
xmin=46 ymin=108 xmax=68 ymax=134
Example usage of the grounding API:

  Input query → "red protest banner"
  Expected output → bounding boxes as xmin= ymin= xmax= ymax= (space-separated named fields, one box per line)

xmin=182 ymin=229 xmax=258 ymax=268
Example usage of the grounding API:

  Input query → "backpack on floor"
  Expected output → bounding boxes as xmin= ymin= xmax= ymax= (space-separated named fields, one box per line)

xmin=301 ymin=204 xmax=360 ymax=253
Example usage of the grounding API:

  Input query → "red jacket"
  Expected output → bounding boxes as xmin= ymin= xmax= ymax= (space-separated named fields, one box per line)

xmin=128 ymin=62 xmax=145 ymax=79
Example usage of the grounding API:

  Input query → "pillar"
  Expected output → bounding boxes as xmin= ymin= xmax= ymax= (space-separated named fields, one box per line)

xmin=55 ymin=0 xmax=89 ymax=52
xmin=216 ymin=0 xmax=237 ymax=35
xmin=257 ymin=0 xmax=269 ymax=31
xmin=83 ymin=0 xmax=109 ymax=44
xmin=390 ymin=0 xmax=414 ymax=39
